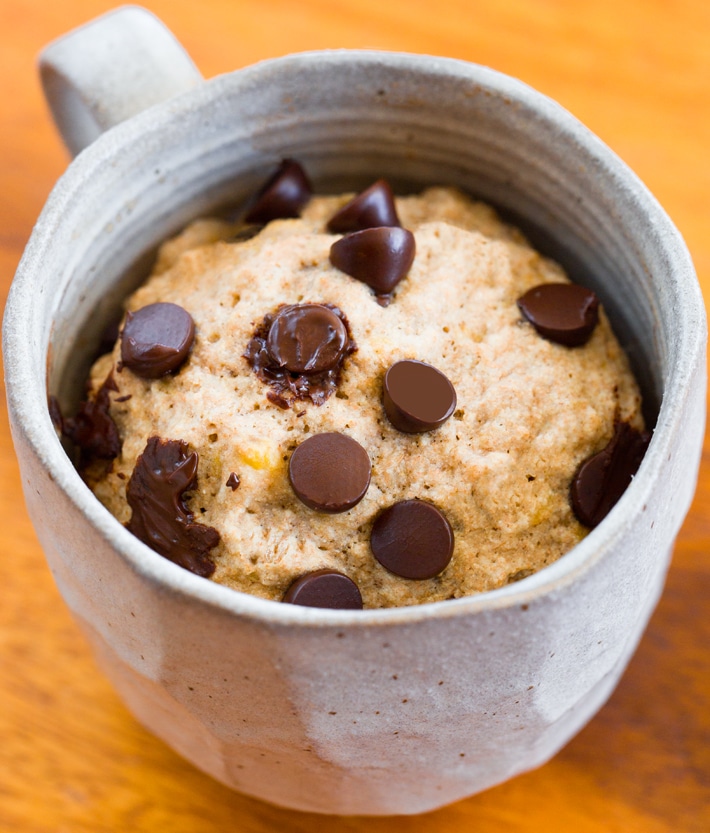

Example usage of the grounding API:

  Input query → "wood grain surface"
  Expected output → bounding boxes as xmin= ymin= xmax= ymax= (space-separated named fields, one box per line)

xmin=1 ymin=1 xmax=709 ymax=830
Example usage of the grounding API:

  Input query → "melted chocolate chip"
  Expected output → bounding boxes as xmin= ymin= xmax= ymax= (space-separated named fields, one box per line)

xmin=383 ymin=360 xmax=457 ymax=433
xmin=226 ymin=472 xmax=241 ymax=491
xmin=126 ymin=437 xmax=220 ymax=577
xmin=570 ymin=421 xmax=651 ymax=528
xmin=371 ymin=500 xmax=454 ymax=580
xmin=329 ymin=227 xmax=416 ymax=299
xmin=244 ymin=159 xmax=312 ymax=224
xmin=289 ymin=432 xmax=371 ymax=513
xmin=326 ymin=180 xmax=401 ymax=233
xmin=517 ymin=283 xmax=600 ymax=347
xmin=283 ymin=569 xmax=363 ymax=609
xmin=120 ymin=302 xmax=195 ymax=378
xmin=56 ymin=372 xmax=121 ymax=461
xmin=244 ymin=303 xmax=356 ymax=408
xmin=266 ymin=303 xmax=349 ymax=375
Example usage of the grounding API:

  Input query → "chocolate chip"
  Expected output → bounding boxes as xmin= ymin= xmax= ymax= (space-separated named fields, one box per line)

xmin=289 ymin=432 xmax=371 ymax=513
xmin=329 ymin=227 xmax=416 ymax=298
xmin=517 ymin=283 xmax=599 ymax=347
xmin=57 ymin=371 xmax=121 ymax=461
xmin=283 ymin=569 xmax=363 ymax=609
xmin=226 ymin=472 xmax=241 ymax=491
xmin=126 ymin=437 xmax=220 ymax=577
xmin=383 ymin=360 xmax=457 ymax=433
xmin=120 ymin=302 xmax=195 ymax=378
xmin=244 ymin=159 xmax=312 ymax=223
xmin=326 ymin=180 xmax=401 ymax=233
xmin=266 ymin=303 xmax=349 ymax=374
xmin=570 ymin=421 xmax=651 ymax=528
xmin=371 ymin=500 xmax=454 ymax=580
xmin=244 ymin=303 xmax=356 ymax=408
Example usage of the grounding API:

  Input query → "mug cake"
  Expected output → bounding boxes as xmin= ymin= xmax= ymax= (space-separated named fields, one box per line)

xmin=54 ymin=160 xmax=649 ymax=609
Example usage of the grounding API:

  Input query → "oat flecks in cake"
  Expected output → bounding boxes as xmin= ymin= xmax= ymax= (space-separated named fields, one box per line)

xmin=84 ymin=185 xmax=646 ymax=608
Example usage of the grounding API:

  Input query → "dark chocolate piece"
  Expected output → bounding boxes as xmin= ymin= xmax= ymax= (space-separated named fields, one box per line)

xmin=226 ymin=472 xmax=241 ymax=491
xmin=570 ymin=421 xmax=651 ymax=528
xmin=283 ymin=569 xmax=363 ymax=609
xmin=329 ymin=227 xmax=415 ymax=298
xmin=244 ymin=303 xmax=356 ymax=408
xmin=371 ymin=499 xmax=454 ymax=580
xmin=383 ymin=359 xmax=457 ymax=433
xmin=126 ymin=437 xmax=220 ymax=577
xmin=58 ymin=372 xmax=121 ymax=460
xmin=326 ymin=179 xmax=401 ymax=233
xmin=517 ymin=283 xmax=600 ymax=347
xmin=244 ymin=159 xmax=312 ymax=224
xmin=120 ymin=302 xmax=195 ymax=378
xmin=266 ymin=303 xmax=349 ymax=375
xmin=288 ymin=432 xmax=371 ymax=513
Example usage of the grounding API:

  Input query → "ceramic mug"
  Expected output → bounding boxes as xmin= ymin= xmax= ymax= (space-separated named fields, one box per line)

xmin=3 ymin=5 xmax=706 ymax=816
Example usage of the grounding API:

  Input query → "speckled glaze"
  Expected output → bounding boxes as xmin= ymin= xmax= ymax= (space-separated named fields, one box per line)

xmin=3 ymin=6 xmax=706 ymax=816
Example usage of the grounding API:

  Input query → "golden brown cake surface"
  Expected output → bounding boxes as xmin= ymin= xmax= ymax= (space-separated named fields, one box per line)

xmin=87 ymin=187 xmax=644 ymax=608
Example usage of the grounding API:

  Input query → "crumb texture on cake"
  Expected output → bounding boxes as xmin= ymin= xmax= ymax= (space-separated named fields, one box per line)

xmin=87 ymin=187 xmax=644 ymax=608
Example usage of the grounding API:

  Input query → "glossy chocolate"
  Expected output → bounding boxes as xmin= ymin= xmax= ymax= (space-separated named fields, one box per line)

xmin=283 ymin=569 xmax=364 ymax=609
xmin=244 ymin=303 xmax=356 ymax=408
xmin=120 ymin=302 xmax=195 ymax=378
xmin=329 ymin=226 xmax=415 ymax=299
xmin=54 ymin=371 xmax=121 ymax=461
xmin=289 ymin=432 xmax=371 ymax=513
xmin=371 ymin=499 xmax=454 ymax=580
xmin=383 ymin=359 xmax=456 ymax=433
xmin=126 ymin=436 xmax=220 ymax=577
xmin=517 ymin=283 xmax=599 ymax=347
xmin=244 ymin=159 xmax=312 ymax=223
xmin=266 ymin=303 xmax=349 ymax=375
xmin=570 ymin=421 xmax=651 ymax=528
xmin=326 ymin=179 xmax=401 ymax=233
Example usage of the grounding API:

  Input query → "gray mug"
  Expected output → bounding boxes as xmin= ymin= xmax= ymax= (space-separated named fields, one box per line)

xmin=3 ymin=5 xmax=705 ymax=815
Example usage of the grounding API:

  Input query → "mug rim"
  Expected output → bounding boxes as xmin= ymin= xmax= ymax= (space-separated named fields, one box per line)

xmin=4 ymin=49 xmax=705 ymax=628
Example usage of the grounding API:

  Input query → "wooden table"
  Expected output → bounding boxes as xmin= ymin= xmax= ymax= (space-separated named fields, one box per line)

xmin=1 ymin=1 xmax=709 ymax=829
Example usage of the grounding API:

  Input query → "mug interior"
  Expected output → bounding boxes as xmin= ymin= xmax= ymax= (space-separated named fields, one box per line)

xmin=12 ymin=51 xmax=702 ymax=613
xmin=45 ymin=53 xmax=671 ymax=421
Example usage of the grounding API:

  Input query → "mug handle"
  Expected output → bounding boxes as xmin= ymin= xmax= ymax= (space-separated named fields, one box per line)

xmin=39 ymin=5 xmax=202 ymax=157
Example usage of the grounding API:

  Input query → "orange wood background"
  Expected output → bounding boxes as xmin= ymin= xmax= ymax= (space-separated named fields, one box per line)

xmin=1 ymin=1 xmax=709 ymax=830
